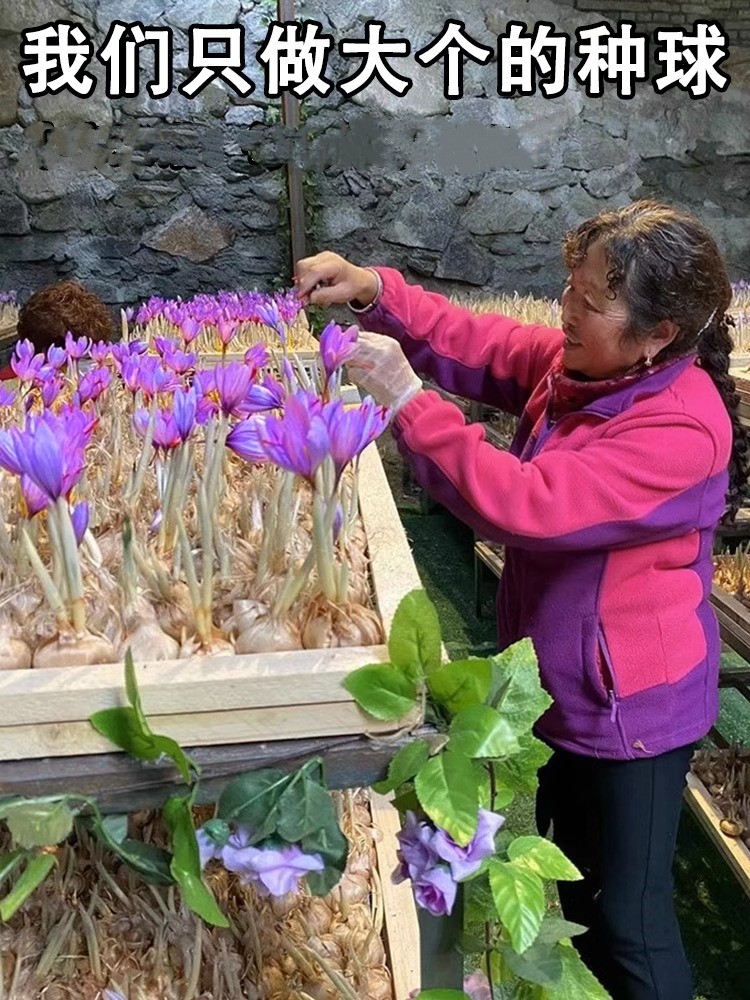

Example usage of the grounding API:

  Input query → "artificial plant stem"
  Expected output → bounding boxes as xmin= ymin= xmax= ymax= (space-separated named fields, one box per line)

xmin=20 ymin=525 xmax=70 ymax=632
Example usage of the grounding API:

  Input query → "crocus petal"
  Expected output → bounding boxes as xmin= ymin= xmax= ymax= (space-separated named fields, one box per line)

xmin=71 ymin=500 xmax=90 ymax=545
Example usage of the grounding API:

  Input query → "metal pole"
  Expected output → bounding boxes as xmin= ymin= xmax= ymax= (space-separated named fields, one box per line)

xmin=278 ymin=0 xmax=307 ymax=269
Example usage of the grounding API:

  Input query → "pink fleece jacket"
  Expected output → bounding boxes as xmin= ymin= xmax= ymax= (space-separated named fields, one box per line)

xmin=360 ymin=267 xmax=732 ymax=759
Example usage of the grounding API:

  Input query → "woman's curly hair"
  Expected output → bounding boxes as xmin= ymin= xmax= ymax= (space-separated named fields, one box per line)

xmin=563 ymin=200 xmax=748 ymax=522
xmin=16 ymin=281 xmax=115 ymax=353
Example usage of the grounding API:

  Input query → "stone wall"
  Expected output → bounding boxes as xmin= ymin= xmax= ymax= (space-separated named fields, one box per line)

xmin=0 ymin=0 xmax=748 ymax=307
xmin=572 ymin=0 xmax=750 ymax=48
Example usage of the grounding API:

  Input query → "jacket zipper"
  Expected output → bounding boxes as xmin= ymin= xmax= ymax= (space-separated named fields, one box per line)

xmin=596 ymin=627 xmax=620 ymax=723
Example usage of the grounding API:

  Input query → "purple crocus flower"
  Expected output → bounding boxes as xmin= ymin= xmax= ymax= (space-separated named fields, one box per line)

xmin=153 ymin=336 xmax=179 ymax=358
xmin=432 ymin=809 xmax=505 ymax=881
xmin=217 ymin=316 xmax=237 ymax=347
xmin=71 ymin=500 xmax=90 ymax=544
xmin=324 ymin=398 xmax=389 ymax=475
xmin=137 ymin=359 xmax=179 ymax=399
xmin=40 ymin=373 xmax=64 ymax=408
xmin=128 ymin=339 xmax=148 ymax=356
xmin=1 ymin=410 xmax=89 ymax=502
xmin=0 ymin=386 xmax=16 ymax=407
xmin=65 ymin=331 xmax=91 ymax=360
xmin=11 ymin=340 xmax=44 ymax=382
xmin=76 ymin=367 xmax=111 ymax=405
xmin=89 ymin=341 xmax=112 ymax=366
xmin=256 ymin=300 xmax=286 ymax=344
xmin=244 ymin=343 xmax=269 ymax=376
xmin=20 ymin=475 xmax=50 ymax=516
xmin=213 ymin=362 xmax=252 ymax=417
xmin=413 ymin=866 xmax=457 ymax=917
xmin=319 ymin=322 xmax=358 ymax=379
xmin=179 ymin=316 xmax=202 ymax=345
xmin=226 ymin=415 xmax=268 ymax=464
xmin=220 ymin=828 xmax=324 ymax=897
xmin=261 ymin=392 xmax=329 ymax=481
xmin=163 ymin=347 xmax=196 ymax=376
xmin=133 ymin=409 xmax=181 ymax=452
xmin=46 ymin=345 xmax=68 ymax=371
xmin=172 ymin=387 xmax=197 ymax=441
xmin=242 ymin=374 xmax=286 ymax=414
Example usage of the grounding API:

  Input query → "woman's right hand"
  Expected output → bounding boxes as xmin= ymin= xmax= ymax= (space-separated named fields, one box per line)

xmin=294 ymin=251 xmax=379 ymax=309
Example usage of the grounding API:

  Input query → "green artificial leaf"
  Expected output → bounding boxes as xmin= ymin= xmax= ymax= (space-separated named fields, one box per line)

xmin=301 ymin=818 xmax=349 ymax=897
xmin=546 ymin=942 xmax=613 ymax=999
xmin=0 ymin=853 xmax=56 ymax=921
xmin=414 ymin=751 xmax=478 ymax=846
xmin=493 ymin=735 xmax=553 ymax=799
xmin=488 ymin=859 xmax=545 ymax=954
xmin=427 ymin=659 xmax=493 ymax=715
xmin=373 ymin=739 xmax=430 ymax=795
xmin=388 ymin=589 xmax=442 ymax=681
xmin=277 ymin=775 xmax=333 ymax=843
xmin=90 ymin=651 xmax=196 ymax=784
xmin=85 ymin=815 xmax=174 ymax=885
xmin=99 ymin=814 xmax=129 ymax=844
xmin=217 ymin=768 xmax=291 ymax=834
xmin=163 ymin=795 xmax=230 ymax=928
xmin=0 ymin=797 xmax=25 ymax=819
xmin=508 ymin=837 xmax=582 ymax=882
xmin=448 ymin=705 xmax=520 ymax=760
xmin=0 ymin=850 xmax=25 ymax=885
xmin=391 ymin=787 xmax=421 ymax=814
xmin=4 ymin=801 xmax=75 ymax=849
xmin=343 ymin=664 xmax=417 ymax=720
xmin=501 ymin=939 xmax=564 ymax=987
xmin=536 ymin=916 xmax=588 ymax=947
xmin=415 ymin=992 xmax=473 ymax=1000
xmin=489 ymin=639 xmax=552 ymax=738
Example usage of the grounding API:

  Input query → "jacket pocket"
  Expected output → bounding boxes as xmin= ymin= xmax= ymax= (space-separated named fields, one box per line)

xmin=581 ymin=615 xmax=621 ymax=723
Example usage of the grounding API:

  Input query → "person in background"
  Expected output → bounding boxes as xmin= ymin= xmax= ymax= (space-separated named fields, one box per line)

xmin=295 ymin=200 xmax=747 ymax=1000
xmin=0 ymin=280 xmax=115 ymax=379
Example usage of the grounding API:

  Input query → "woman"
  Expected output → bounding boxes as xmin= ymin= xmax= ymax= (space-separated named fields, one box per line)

xmin=295 ymin=200 xmax=747 ymax=1000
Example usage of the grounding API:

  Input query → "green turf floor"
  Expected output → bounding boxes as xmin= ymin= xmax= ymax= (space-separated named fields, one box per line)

xmin=398 ymin=506 xmax=750 ymax=1000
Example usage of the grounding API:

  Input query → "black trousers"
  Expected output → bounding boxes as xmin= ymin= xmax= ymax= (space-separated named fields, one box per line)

xmin=536 ymin=744 xmax=694 ymax=1000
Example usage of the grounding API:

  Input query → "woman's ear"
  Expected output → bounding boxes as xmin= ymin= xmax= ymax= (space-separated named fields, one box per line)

xmin=650 ymin=318 xmax=680 ymax=351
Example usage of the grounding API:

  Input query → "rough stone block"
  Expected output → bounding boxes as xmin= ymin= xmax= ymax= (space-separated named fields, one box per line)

xmin=0 ymin=192 xmax=29 ymax=234
xmin=143 ymin=204 xmax=232 ymax=262
xmin=463 ymin=189 xmax=543 ymax=236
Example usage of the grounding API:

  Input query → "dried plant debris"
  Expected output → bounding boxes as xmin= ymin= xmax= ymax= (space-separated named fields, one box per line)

xmin=0 ymin=791 xmax=393 ymax=1000
xmin=692 ymin=745 xmax=750 ymax=849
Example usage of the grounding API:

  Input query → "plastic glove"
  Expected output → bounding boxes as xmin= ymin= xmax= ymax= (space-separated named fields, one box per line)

xmin=345 ymin=331 xmax=422 ymax=414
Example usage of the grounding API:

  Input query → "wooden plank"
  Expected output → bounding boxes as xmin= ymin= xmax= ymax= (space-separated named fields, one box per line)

xmin=684 ymin=771 xmax=750 ymax=901
xmin=475 ymin=540 xmax=504 ymax=579
xmin=0 ymin=729 xmax=436 ymax=811
xmin=711 ymin=586 xmax=750 ymax=663
xmin=358 ymin=441 xmax=423 ymax=635
xmin=0 ymin=645 xmax=389 ymax=727
xmin=0 ymin=700 xmax=402 ymax=761
xmin=370 ymin=792 xmax=421 ymax=1000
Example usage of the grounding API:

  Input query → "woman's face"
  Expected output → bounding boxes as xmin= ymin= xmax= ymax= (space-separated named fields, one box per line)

xmin=560 ymin=240 xmax=645 ymax=380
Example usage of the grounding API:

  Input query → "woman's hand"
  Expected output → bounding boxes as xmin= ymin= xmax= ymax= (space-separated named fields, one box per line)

xmin=294 ymin=251 xmax=379 ymax=308
xmin=346 ymin=331 xmax=422 ymax=414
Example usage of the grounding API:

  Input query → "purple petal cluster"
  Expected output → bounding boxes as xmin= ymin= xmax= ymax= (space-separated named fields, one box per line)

xmin=198 ymin=825 xmax=324 ymax=898
xmin=319 ymin=322 xmax=358 ymax=379
xmin=11 ymin=340 xmax=44 ymax=382
xmin=394 ymin=809 xmax=504 ymax=917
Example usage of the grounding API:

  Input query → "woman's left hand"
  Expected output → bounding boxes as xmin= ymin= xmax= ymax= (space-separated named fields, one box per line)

xmin=346 ymin=331 xmax=422 ymax=414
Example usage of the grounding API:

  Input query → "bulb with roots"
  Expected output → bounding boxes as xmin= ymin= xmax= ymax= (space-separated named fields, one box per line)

xmin=231 ymin=599 xmax=302 ymax=653
xmin=33 ymin=629 xmax=117 ymax=668
xmin=301 ymin=598 xmax=384 ymax=649
xmin=118 ymin=598 xmax=180 ymax=661
xmin=0 ymin=614 xmax=32 ymax=669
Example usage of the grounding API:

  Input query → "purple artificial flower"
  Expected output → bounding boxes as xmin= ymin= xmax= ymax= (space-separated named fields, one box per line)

xmin=0 ymin=386 xmax=16 ymax=407
xmin=261 ymin=392 xmax=329 ymax=481
xmin=244 ymin=343 xmax=269 ymax=376
xmin=213 ymin=361 xmax=252 ymax=417
xmin=319 ymin=322 xmax=358 ymax=380
xmin=394 ymin=811 xmax=441 ymax=883
xmin=65 ymin=331 xmax=91 ymax=360
xmin=413 ymin=866 xmax=457 ymax=917
xmin=432 ymin=809 xmax=505 ymax=881
xmin=226 ymin=415 xmax=268 ymax=464
xmin=46 ymin=345 xmax=68 ymax=371
xmin=221 ymin=830 xmax=324 ymax=897
xmin=76 ymin=366 xmax=111 ymax=405
xmin=71 ymin=500 xmax=90 ymax=544
xmin=11 ymin=340 xmax=44 ymax=382
xmin=324 ymin=398 xmax=389 ymax=475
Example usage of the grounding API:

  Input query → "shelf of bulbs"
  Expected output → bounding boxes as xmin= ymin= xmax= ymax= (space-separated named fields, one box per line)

xmin=0 ymin=293 xmax=421 ymax=763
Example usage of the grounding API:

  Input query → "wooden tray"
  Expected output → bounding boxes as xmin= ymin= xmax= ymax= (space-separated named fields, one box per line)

xmin=684 ymin=771 xmax=750 ymax=900
xmin=0 ymin=441 xmax=423 ymax=762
